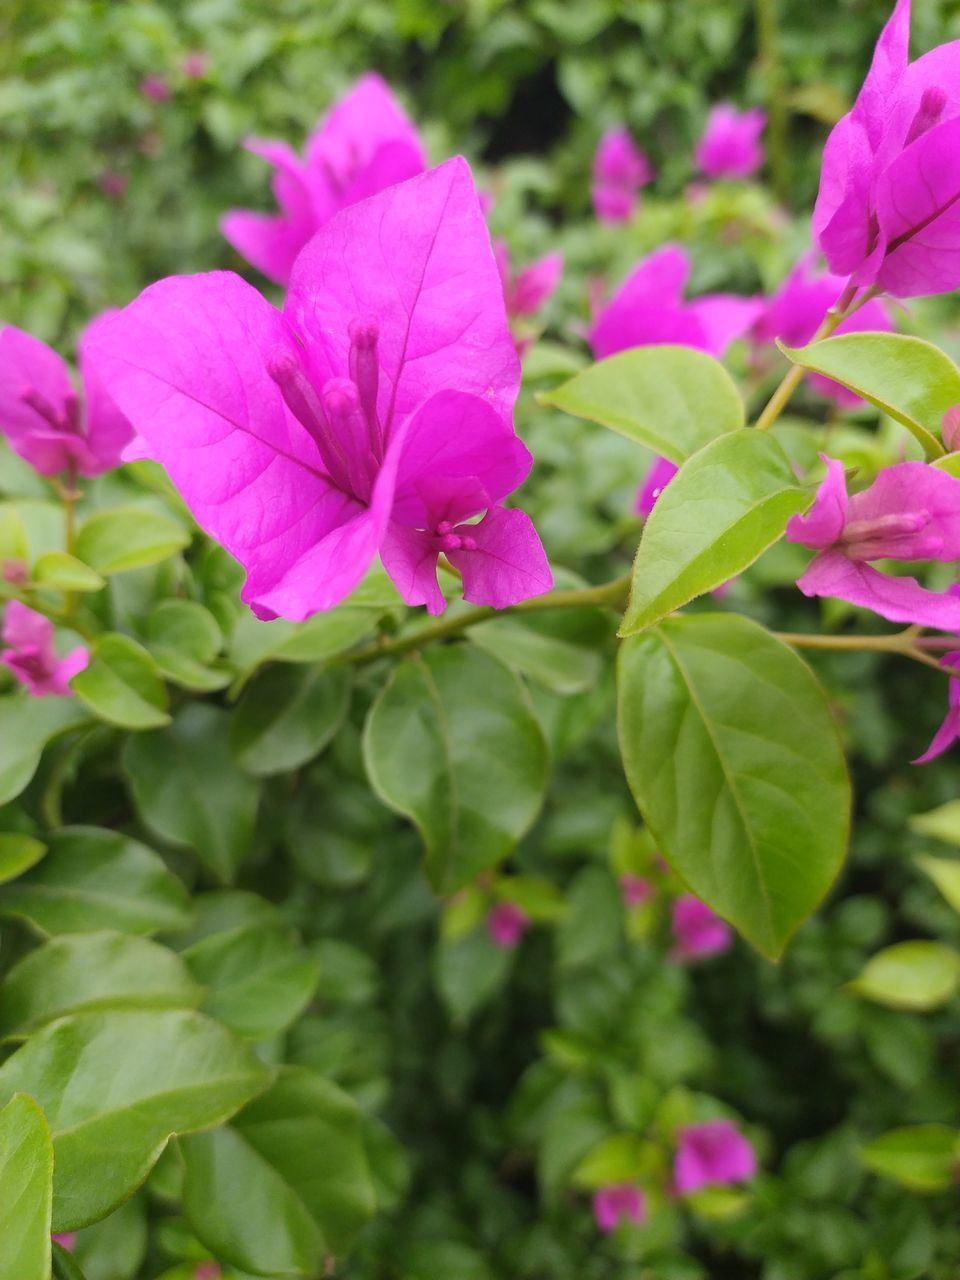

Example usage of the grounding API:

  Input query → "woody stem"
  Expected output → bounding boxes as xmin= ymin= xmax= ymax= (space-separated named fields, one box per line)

xmin=776 ymin=628 xmax=948 ymax=672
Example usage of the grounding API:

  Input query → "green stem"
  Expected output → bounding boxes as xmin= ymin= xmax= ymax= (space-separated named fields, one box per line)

xmin=776 ymin=628 xmax=947 ymax=672
xmin=338 ymin=573 xmax=633 ymax=667
xmin=755 ymin=0 xmax=788 ymax=203
xmin=753 ymin=282 xmax=871 ymax=432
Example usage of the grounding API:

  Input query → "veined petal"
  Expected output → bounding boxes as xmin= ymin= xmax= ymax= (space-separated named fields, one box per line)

xmin=846 ymin=461 xmax=960 ymax=560
xmin=77 ymin=311 xmax=134 ymax=472
xmin=447 ymin=506 xmax=552 ymax=609
xmin=379 ymin=523 xmax=447 ymax=615
xmin=0 ymin=325 xmax=75 ymax=466
xmin=797 ymin=550 xmax=960 ymax=629
xmin=786 ymin=455 xmax=848 ymax=549
xmin=220 ymin=210 xmax=310 ymax=287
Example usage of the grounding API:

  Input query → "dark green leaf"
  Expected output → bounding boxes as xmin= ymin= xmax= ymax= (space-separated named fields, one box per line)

xmin=230 ymin=666 xmax=351 ymax=776
xmin=0 ymin=696 xmax=89 ymax=806
xmin=0 ymin=832 xmax=46 ymax=884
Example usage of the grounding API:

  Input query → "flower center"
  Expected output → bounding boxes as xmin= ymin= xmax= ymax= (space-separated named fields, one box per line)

xmin=906 ymin=85 xmax=947 ymax=146
xmin=841 ymin=510 xmax=943 ymax=560
xmin=18 ymin=385 xmax=81 ymax=435
xmin=433 ymin=519 xmax=477 ymax=554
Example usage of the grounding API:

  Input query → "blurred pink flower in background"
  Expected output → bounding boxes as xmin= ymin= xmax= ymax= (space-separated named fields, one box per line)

xmin=495 ymin=242 xmax=563 ymax=319
xmin=222 ymin=73 xmax=426 ymax=285
xmin=487 ymin=902 xmax=530 ymax=949
xmin=97 ymin=169 xmax=128 ymax=199
xmin=592 ymin=1184 xmax=647 ymax=1233
xmin=52 ymin=1234 xmax=76 ymax=1251
xmin=914 ymin=650 xmax=960 ymax=763
xmin=670 ymin=895 xmax=732 ymax=962
xmin=1 ymin=603 xmax=88 ymax=698
xmin=139 ymin=75 xmax=171 ymax=103
xmin=752 ymin=256 xmax=892 ymax=405
xmin=635 ymin=456 xmax=679 ymax=519
xmin=695 ymin=104 xmax=765 ymax=179
xmin=0 ymin=318 xmax=133 ymax=476
xmin=181 ymin=51 xmax=209 ymax=79
xmin=193 ymin=1264 xmax=221 ymax=1280
xmin=620 ymin=873 xmax=654 ymax=908
xmin=674 ymin=1121 xmax=756 ymax=1194
xmin=591 ymin=127 xmax=653 ymax=223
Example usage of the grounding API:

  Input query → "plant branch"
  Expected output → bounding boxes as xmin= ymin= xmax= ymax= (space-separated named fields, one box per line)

xmin=338 ymin=572 xmax=633 ymax=667
xmin=776 ymin=627 xmax=948 ymax=672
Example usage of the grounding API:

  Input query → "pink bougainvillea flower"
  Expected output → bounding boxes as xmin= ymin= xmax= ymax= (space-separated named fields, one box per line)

xmin=620 ymin=873 xmax=654 ymax=909
xmin=591 ymin=127 xmax=653 ymax=223
xmin=0 ymin=318 xmax=133 ymax=477
xmin=590 ymin=244 xmax=762 ymax=361
xmin=494 ymin=242 xmax=563 ymax=320
xmin=88 ymin=159 xmax=550 ymax=622
xmin=942 ymin=405 xmax=960 ymax=452
xmin=193 ymin=1265 xmax=221 ymax=1280
xmin=753 ymin=256 xmax=892 ymax=406
xmin=222 ymin=73 xmax=426 ymax=286
xmin=487 ymin=902 xmax=530 ymax=949
xmin=695 ymin=104 xmax=765 ymax=180
xmin=181 ymin=51 xmax=209 ymax=79
xmin=52 ymin=1234 xmax=76 ymax=1251
xmin=813 ymin=0 xmax=960 ymax=297
xmin=674 ymin=1121 xmax=756 ymax=1195
xmin=786 ymin=456 xmax=960 ymax=629
xmin=670 ymin=895 xmax=732 ymax=962
xmin=635 ymin=456 xmax=680 ymax=519
xmin=139 ymin=75 xmax=171 ymax=103
xmin=592 ymin=1184 xmax=647 ymax=1234
xmin=1 ymin=602 xmax=88 ymax=697
xmin=913 ymin=648 xmax=960 ymax=763
xmin=98 ymin=169 xmax=128 ymax=200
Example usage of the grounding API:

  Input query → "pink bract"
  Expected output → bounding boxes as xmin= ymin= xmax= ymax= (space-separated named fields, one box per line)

xmin=670 ymin=895 xmax=732 ymax=962
xmin=591 ymin=128 xmax=653 ymax=224
xmin=752 ymin=256 xmax=892 ymax=406
xmin=914 ymin=650 xmax=960 ymax=763
xmin=52 ymin=1234 xmax=77 ymax=1251
xmin=786 ymin=455 xmax=960 ymax=630
xmin=695 ymin=104 xmax=765 ymax=180
xmin=487 ymin=902 xmax=530 ymax=949
xmin=620 ymin=873 xmax=654 ymax=909
xmin=139 ymin=75 xmax=171 ymax=102
xmin=221 ymin=73 xmax=426 ymax=285
xmin=674 ymin=1120 xmax=756 ymax=1195
xmin=0 ymin=319 xmax=133 ymax=477
xmin=592 ymin=1183 xmax=646 ymax=1233
xmin=87 ymin=159 xmax=551 ymax=622
xmin=813 ymin=0 xmax=960 ymax=297
xmin=1 ymin=602 xmax=88 ymax=698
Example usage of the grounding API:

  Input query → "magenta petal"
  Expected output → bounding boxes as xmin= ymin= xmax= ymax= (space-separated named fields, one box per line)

xmin=286 ymin=158 xmax=519 ymax=440
xmin=875 ymin=115 xmax=960 ymax=297
xmin=0 ymin=326 xmax=77 ymax=473
xmin=77 ymin=312 xmax=134 ymax=472
xmin=913 ymin=701 xmax=960 ymax=764
xmin=695 ymin=105 xmax=765 ymax=179
xmin=305 ymin=73 xmax=425 ymax=189
xmin=846 ymin=462 xmax=960 ymax=560
xmin=853 ymin=0 xmax=911 ymax=148
xmin=509 ymin=253 xmax=564 ymax=317
xmin=391 ymin=391 xmax=531 ymax=528
xmin=220 ymin=210 xmax=309 ymax=287
xmin=786 ymin=455 xmax=849 ymax=549
xmin=379 ymin=522 xmax=446 ymax=615
xmin=447 ymin=506 xmax=552 ymax=609
xmin=685 ymin=294 xmax=764 ymax=358
xmin=675 ymin=1121 xmax=756 ymax=1195
xmin=635 ymin=456 xmax=678 ymax=518
xmin=2 ymin=600 xmax=54 ymax=653
xmin=85 ymin=272 xmax=356 ymax=612
xmin=339 ymin=139 xmax=426 ymax=207
xmin=797 ymin=551 xmax=960 ymax=629
xmin=50 ymin=646 xmax=90 ymax=695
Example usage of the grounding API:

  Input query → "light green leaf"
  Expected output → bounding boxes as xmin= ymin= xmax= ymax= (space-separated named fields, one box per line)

xmin=184 ymin=926 xmax=321 ymax=1039
xmin=72 ymin=635 xmax=169 ymax=730
xmin=538 ymin=346 xmax=744 ymax=463
xmin=850 ymin=941 xmax=960 ymax=1011
xmin=909 ymin=801 xmax=960 ymax=849
xmin=861 ymin=1125 xmax=960 ymax=1192
xmin=33 ymin=552 xmax=104 ymax=593
xmin=571 ymin=1133 xmax=655 ymax=1189
xmin=0 ymin=832 xmax=46 ymax=884
xmin=0 ymin=696 xmax=89 ymax=806
xmin=0 ymin=1009 xmax=271 ymax=1230
xmin=0 ymin=1094 xmax=53 ymax=1280
xmin=622 ymin=429 xmax=810 ymax=634
xmin=145 ymin=601 xmax=228 ymax=692
xmin=433 ymin=928 xmax=513 ymax=1025
xmin=0 ymin=507 xmax=29 ymax=562
xmin=0 ymin=827 xmax=192 ymax=937
xmin=124 ymin=706 xmax=259 ymax=885
xmin=0 ymin=931 xmax=202 ymax=1036
xmin=230 ymin=666 xmax=351 ymax=776
xmin=181 ymin=1067 xmax=375 ymax=1275
xmin=74 ymin=508 xmax=190 ymax=575
xmin=467 ymin=590 xmax=607 ymax=694
xmin=780 ymin=333 xmax=954 ymax=459
xmin=618 ymin=614 xmax=850 ymax=958
xmin=916 ymin=856 xmax=960 ymax=915
xmin=363 ymin=647 xmax=549 ymax=893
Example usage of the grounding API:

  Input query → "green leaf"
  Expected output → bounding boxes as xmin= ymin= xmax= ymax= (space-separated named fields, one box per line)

xmin=184 ymin=926 xmax=321 ymax=1039
xmin=0 ymin=1009 xmax=271 ymax=1230
xmin=909 ymin=801 xmax=960 ymax=849
xmin=0 ymin=826 xmax=192 ymax=937
xmin=780 ymin=333 xmax=954 ymax=459
xmin=861 ymin=1125 xmax=960 ymax=1192
xmin=145 ymin=601 xmax=228 ymax=692
xmin=0 ymin=507 xmax=29 ymax=562
xmin=230 ymin=666 xmax=351 ymax=776
xmin=124 ymin=706 xmax=259 ymax=885
xmin=571 ymin=1133 xmax=654 ymax=1189
xmin=850 ymin=941 xmax=960 ymax=1011
xmin=916 ymin=856 xmax=960 ymax=915
xmin=74 ymin=508 xmax=190 ymax=575
xmin=0 ymin=1094 xmax=53 ymax=1280
xmin=618 ymin=614 xmax=850 ymax=958
xmin=363 ymin=647 xmax=549 ymax=893
xmin=434 ymin=929 xmax=514 ymax=1024
xmin=0 ymin=696 xmax=89 ymax=806
xmin=181 ymin=1067 xmax=375 ymax=1275
xmin=72 ymin=634 xmax=170 ymax=730
xmin=52 ymin=1242 xmax=85 ymax=1280
xmin=0 ymin=931 xmax=202 ymax=1036
xmin=0 ymin=832 xmax=46 ymax=884
xmin=33 ymin=552 xmax=104 ymax=593
xmin=538 ymin=346 xmax=744 ymax=463
xmin=621 ymin=430 xmax=810 ymax=634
